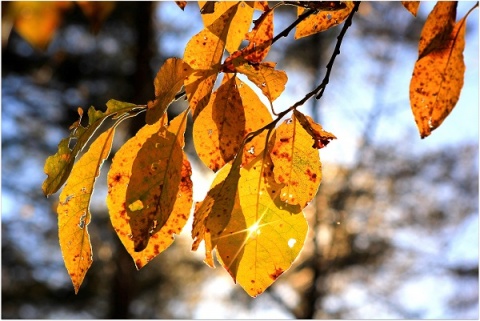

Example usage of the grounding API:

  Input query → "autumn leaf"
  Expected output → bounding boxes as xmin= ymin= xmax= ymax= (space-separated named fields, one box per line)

xmin=216 ymin=151 xmax=308 ymax=297
xmin=42 ymin=100 xmax=144 ymax=196
xmin=58 ymin=127 xmax=115 ymax=294
xmin=76 ymin=1 xmax=115 ymax=34
xmin=270 ymin=114 xmax=322 ymax=208
xmin=293 ymin=110 xmax=336 ymax=149
xmin=107 ymin=112 xmax=192 ymax=267
xmin=409 ymin=4 xmax=469 ymax=138
xmin=295 ymin=1 xmax=355 ymax=39
xmin=401 ymin=1 xmax=420 ymax=17
xmin=193 ymin=74 xmax=273 ymax=171
xmin=184 ymin=4 xmax=238 ymax=120
xmin=146 ymin=58 xmax=193 ymax=125
xmin=8 ymin=1 xmax=72 ymax=50
xmin=175 ymin=1 xmax=187 ymax=11
xmin=199 ymin=1 xmax=254 ymax=54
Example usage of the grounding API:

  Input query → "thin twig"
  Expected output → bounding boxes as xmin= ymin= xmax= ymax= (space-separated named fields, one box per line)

xmin=271 ymin=8 xmax=318 ymax=45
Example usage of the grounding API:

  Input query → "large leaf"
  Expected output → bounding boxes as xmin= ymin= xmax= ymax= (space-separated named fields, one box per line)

xmin=146 ymin=58 xmax=193 ymax=125
xmin=294 ymin=1 xmax=354 ymax=39
xmin=216 ymin=152 xmax=308 ymax=297
xmin=270 ymin=114 xmax=322 ymax=208
xmin=184 ymin=4 xmax=238 ymax=120
xmin=42 ymin=100 xmax=144 ymax=196
xmin=199 ymin=1 xmax=254 ymax=54
xmin=57 ymin=127 xmax=115 ymax=294
xmin=410 ymin=4 xmax=467 ymax=138
xmin=107 ymin=112 xmax=193 ymax=268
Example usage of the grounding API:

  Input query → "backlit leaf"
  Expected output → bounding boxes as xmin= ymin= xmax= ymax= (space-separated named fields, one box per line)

xmin=193 ymin=75 xmax=273 ymax=171
xmin=199 ymin=1 xmax=254 ymax=54
xmin=238 ymin=9 xmax=274 ymax=64
xmin=401 ymin=1 xmax=420 ymax=17
xmin=417 ymin=2 xmax=457 ymax=59
xmin=76 ymin=1 xmax=115 ymax=34
xmin=9 ymin=1 xmax=72 ymax=50
xmin=175 ymin=1 xmax=187 ymax=11
xmin=410 ymin=8 xmax=467 ymax=138
xmin=58 ymin=127 xmax=115 ymax=294
xmin=270 ymin=115 xmax=322 ymax=208
xmin=184 ymin=4 xmax=238 ymax=120
xmin=293 ymin=110 xmax=336 ymax=149
xmin=107 ymin=112 xmax=193 ymax=268
xmin=216 ymin=151 xmax=308 ymax=297
xmin=42 ymin=100 xmax=144 ymax=196
xmin=294 ymin=1 xmax=354 ymax=39
xmin=146 ymin=58 xmax=193 ymax=125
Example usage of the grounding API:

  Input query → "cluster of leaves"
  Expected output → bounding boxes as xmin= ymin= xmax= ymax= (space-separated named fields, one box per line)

xmin=38 ymin=1 xmax=477 ymax=297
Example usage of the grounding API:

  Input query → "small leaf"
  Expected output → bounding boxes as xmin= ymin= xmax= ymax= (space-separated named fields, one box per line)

xmin=270 ymin=114 xmax=323 ymax=208
xmin=216 ymin=151 xmax=308 ymax=297
xmin=76 ymin=1 xmax=115 ymax=34
xmin=107 ymin=113 xmax=193 ymax=268
xmin=237 ymin=9 xmax=274 ymax=64
xmin=294 ymin=1 xmax=355 ymax=39
xmin=293 ymin=110 xmax=336 ymax=149
xmin=409 ymin=8 xmax=467 ymax=138
xmin=199 ymin=1 xmax=254 ymax=53
xmin=146 ymin=58 xmax=193 ymax=125
xmin=58 ymin=127 xmax=115 ymax=294
xmin=42 ymin=100 xmax=144 ymax=196
xmin=175 ymin=1 xmax=187 ymax=11
xmin=401 ymin=1 xmax=420 ymax=17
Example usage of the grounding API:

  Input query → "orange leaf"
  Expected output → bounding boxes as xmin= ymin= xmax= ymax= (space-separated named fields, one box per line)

xmin=58 ymin=127 xmax=115 ymax=294
xmin=401 ymin=1 xmax=420 ymax=17
xmin=184 ymin=4 xmax=238 ymax=120
xmin=175 ymin=1 xmax=187 ymax=10
xmin=216 ymin=151 xmax=308 ymax=297
xmin=76 ymin=1 xmax=115 ymax=34
xmin=238 ymin=9 xmax=274 ymax=64
xmin=270 ymin=114 xmax=323 ymax=208
xmin=417 ymin=2 xmax=457 ymax=59
xmin=294 ymin=1 xmax=355 ymax=39
xmin=293 ymin=110 xmax=336 ymax=149
xmin=409 ymin=9 xmax=467 ymax=138
xmin=199 ymin=1 xmax=254 ymax=54
xmin=193 ymin=75 xmax=273 ymax=171
xmin=146 ymin=58 xmax=193 ymax=124
xmin=107 ymin=112 xmax=193 ymax=268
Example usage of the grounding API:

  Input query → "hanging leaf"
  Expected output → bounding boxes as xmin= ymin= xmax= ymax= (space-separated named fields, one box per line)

xmin=294 ymin=1 xmax=354 ymax=39
xmin=270 ymin=114 xmax=322 ymax=208
xmin=58 ymin=127 xmax=115 ymax=294
xmin=107 ymin=112 xmax=193 ymax=268
xmin=42 ymin=100 xmax=144 ymax=197
xmin=401 ymin=1 xmax=420 ymax=17
xmin=146 ymin=58 xmax=193 ymax=125
xmin=76 ymin=1 xmax=115 ymax=34
xmin=293 ymin=110 xmax=336 ymax=149
xmin=199 ymin=1 xmax=254 ymax=54
xmin=184 ymin=4 xmax=238 ymax=120
xmin=417 ymin=2 xmax=457 ymax=59
xmin=410 ymin=5 xmax=468 ymax=138
xmin=216 ymin=151 xmax=308 ymax=297
xmin=175 ymin=1 xmax=187 ymax=11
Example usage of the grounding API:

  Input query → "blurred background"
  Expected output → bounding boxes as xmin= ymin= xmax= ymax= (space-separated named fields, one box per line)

xmin=2 ymin=1 xmax=478 ymax=318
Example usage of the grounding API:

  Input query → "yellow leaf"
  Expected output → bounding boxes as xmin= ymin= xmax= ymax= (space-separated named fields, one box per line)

xmin=146 ymin=58 xmax=193 ymax=125
xmin=216 ymin=152 xmax=308 ymax=297
xmin=270 ymin=115 xmax=322 ymax=208
xmin=417 ymin=2 xmax=457 ymax=59
xmin=239 ymin=9 xmax=274 ymax=64
xmin=293 ymin=110 xmax=336 ymax=149
xmin=107 ymin=112 xmax=193 ymax=268
xmin=9 ymin=1 xmax=72 ymax=50
xmin=193 ymin=75 xmax=273 ymax=171
xmin=199 ymin=1 xmax=254 ymax=54
xmin=401 ymin=1 xmax=420 ymax=17
xmin=184 ymin=4 xmax=238 ymax=120
xmin=410 ymin=12 xmax=467 ymax=138
xmin=58 ymin=127 xmax=115 ymax=294
xmin=294 ymin=1 xmax=355 ymax=39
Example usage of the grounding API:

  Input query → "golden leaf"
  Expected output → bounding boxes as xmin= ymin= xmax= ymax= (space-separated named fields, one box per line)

xmin=216 ymin=152 xmax=308 ymax=297
xmin=294 ymin=1 xmax=354 ymax=39
xmin=107 ymin=112 xmax=193 ymax=268
xmin=146 ymin=58 xmax=193 ymax=125
xmin=293 ymin=110 xmax=336 ymax=149
xmin=270 ymin=114 xmax=322 ymax=208
xmin=401 ymin=1 xmax=420 ymax=17
xmin=58 ymin=127 xmax=115 ymax=294
xmin=237 ymin=9 xmax=274 ymax=64
xmin=76 ymin=1 xmax=115 ymax=34
xmin=410 ymin=8 xmax=467 ymax=138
